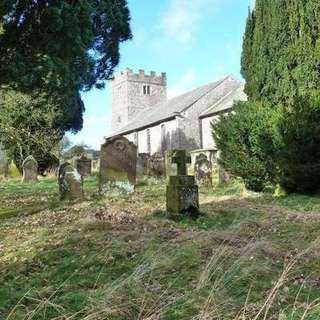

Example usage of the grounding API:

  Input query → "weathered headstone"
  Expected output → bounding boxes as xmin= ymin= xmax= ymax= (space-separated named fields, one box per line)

xmin=58 ymin=163 xmax=82 ymax=200
xmin=74 ymin=155 xmax=92 ymax=177
xmin=165 ymin=150 xmax=177 ymax=181
xmin=22 ymin=156 xmax=38 ymax=182
xmin=147 ymin=152 xmax=165 ymax=177
xmin=194 ymin=153 xmax=212 ymax=186
xmin=166 ymin=150 xmax=199 ymax=219
xmin=137 ymin=153 xmax=150 ymax=177
xmin=218 ymin=166 xmax=231 ymax=185
xmin=91 ymin=159 xmax=100 ymax=173
xmin=99 ymin=136 xmax=137 ymax=193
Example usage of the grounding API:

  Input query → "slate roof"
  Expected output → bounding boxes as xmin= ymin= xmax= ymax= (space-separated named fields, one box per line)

xmin=200 ymin=84 xmax=247 ymax=118
xmin=111 ymin=75 xmax=244 ymax=136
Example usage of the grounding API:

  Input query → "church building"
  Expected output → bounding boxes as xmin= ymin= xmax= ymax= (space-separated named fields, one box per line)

xmin=108 ymin=68 xmax=246 ymax=155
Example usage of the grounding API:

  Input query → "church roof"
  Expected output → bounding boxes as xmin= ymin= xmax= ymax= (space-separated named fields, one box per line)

xmin=111 ymin=75 xmax=243 ymax=136
xmin=199 ymin=84 xmax=247 ymax=118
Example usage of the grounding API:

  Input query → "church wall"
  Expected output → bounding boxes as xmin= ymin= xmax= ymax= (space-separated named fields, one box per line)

xmin=111 ymin=79 xmax=128 ymax=131
xmin=176 ymin=76 xmax=242 ymax=150
xmin=138 ymin=130 xmax=148 ymax=153
xmin=124 ymin=118 xmax=178 ymax=155
xmin=111 ymin=69 xmax=167 ymax=132
xmin=123 ymin=132 xmax=135 ymax=144
xmin=127 ymin=81 xmax=167 ymax=121
xmin=201 ymin=115 xmax=219 ymax=149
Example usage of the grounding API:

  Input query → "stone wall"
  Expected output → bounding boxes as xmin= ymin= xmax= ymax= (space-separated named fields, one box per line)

xmin=177 ymin=76 xmax=242 ymax=150
xmin=124 ymin=118 xmax=179 ymax=155
xmin=111 ymin=69 xmax=167 ymax=131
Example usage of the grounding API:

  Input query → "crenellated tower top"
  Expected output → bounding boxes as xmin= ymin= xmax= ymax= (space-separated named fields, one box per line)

xmin=111 ymin=68 xmax=167 ymax=132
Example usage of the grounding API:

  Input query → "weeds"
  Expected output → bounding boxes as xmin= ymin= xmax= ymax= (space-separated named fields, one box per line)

xmin=1 ymin=176 xmax=320 ymax=319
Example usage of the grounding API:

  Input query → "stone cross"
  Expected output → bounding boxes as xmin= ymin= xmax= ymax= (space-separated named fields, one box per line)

xmin=171 ymin=150 xmax=191 ymax=176
xmin=166 ymin=149 xmax=199 ymax=218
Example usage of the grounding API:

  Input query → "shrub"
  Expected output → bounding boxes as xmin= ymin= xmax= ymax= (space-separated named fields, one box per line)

xmin=277 ymin=94 xmax=320 ymax=194
xmin=212 ymin=101 xmax=281 ymax=192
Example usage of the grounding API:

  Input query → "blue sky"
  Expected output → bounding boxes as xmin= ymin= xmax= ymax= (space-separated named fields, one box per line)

xmin=68 ymin=0 xmax=253 ymax=149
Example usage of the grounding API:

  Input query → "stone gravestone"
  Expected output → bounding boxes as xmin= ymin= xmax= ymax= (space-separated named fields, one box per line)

xmin=165 ymin=150 xmax=177 ymax=182
xmin=194 ymin=153 xmax=212 ymax=186
xmin=147 ymin=152 xmax=165 ymax=177
xmin=58 ymin=163 xmax=82 ymax=200
xmin=74 ymin=155 xmax=92 ymax=177
xmin=218 ymin=166 xmax=231 ymax=185
xmin=22 ymin=156 xmax=38 ymax=182
xmin=99 ymin=136 xmax=137 ymax=193
xmin=166 ymin=150 xmax=199 ymax=219
xmin=91 ymin=159 xmax=100 ymax=173
xmin=137 ymin=153 xmax=150 ymax=177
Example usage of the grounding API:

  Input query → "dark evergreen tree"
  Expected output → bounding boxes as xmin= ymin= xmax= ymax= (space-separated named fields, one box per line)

xmin=216 ymin=0 xmax=320 ymax=194
xmin=241 ymin=0 xmax=320 ymax=105
xmin=0 ymin=0 xmax=132 ymax=132
xmin=0 ymin=1 xmax=132 ymax=170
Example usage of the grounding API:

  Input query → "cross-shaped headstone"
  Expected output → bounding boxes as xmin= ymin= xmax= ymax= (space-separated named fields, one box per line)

xmin=171 ymin=150 xmax=191 ymax=176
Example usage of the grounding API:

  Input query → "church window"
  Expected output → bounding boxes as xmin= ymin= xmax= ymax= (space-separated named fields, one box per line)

xmin=118 ymin=116 xmax=121 ymax=123
xmin=147 ymin=129 xmax=151 ymax=154
xmin=161 ymin=124 xmax=166 ymax=153
xmin=134 ymin=132 xmax=138 ymax=147
xmin=143 ymin=85 xmax=151 ymax=95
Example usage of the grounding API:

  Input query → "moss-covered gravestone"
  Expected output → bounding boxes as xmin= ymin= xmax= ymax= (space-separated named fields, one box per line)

xmin=58 ymin=163 xmax=82 ymax=200
xmin=74 ymin=155 xmax=92 ymax=177
xmin=165 ymin=150 xmax=177 ymax=182
xmin=166 ymin=150 xmax=199 ymax=219
xmin=194 ymin=153 xmax=212 ymax=186
xmin=22 ymin=156 xmax=38 ymax=182
xmin=99 ymin=136 xmax=137 ymax=193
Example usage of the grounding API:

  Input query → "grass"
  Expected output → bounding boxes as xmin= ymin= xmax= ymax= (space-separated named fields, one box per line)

xmin=1 ymin=175 xmax=320 ymax=319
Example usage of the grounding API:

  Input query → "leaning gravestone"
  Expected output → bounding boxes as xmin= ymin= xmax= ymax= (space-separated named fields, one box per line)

xmin=166 ymin=150 xmax=199 ymax=219
xmin=58 ymin=163 xmax=82 ymax=200
xmin=74 ymin=155 xmax=92 ymax=177
xmin=99 ymin=136 xmax=137 ymax=193
xmin=194 ymin=153 xmax=212 ymax=186
xmin=22 ymin=156 xmax=38 ymax=182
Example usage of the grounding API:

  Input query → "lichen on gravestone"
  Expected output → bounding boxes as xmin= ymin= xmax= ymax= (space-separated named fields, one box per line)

xmin=165 ymin=150 xmax=199 ymax=219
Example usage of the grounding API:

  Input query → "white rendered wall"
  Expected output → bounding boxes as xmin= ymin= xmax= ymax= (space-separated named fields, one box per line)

xmin=201 ymin=115 xmax=220 ymax=149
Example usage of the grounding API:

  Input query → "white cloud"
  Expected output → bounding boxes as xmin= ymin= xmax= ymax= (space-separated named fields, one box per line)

xmin=159 ymin=0 xmax=218 ymax=44
xmin=168 ymin=70 xmax=197 ymax=98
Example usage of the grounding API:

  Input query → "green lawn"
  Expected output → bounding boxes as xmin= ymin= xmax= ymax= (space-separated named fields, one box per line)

xmin=1 ymin=176 xmax=320 ymax=319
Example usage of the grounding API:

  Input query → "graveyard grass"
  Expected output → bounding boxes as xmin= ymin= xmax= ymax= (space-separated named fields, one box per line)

xmin=1 ymin=176 xmax=320 ymax=319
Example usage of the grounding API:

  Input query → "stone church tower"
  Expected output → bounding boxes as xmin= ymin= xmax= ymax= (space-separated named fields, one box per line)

xmin=111 ymin=68 xmax=167 ymax=131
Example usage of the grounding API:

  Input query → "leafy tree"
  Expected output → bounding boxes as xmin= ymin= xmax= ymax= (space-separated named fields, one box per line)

xmin=212 ymin=101 xmax=280 ymax=192
xmin=0 ymin=89 xmax=63 ymax=174
xmin=277 ymin=94 xmax=320 ymax=194
xmin=0 ymin=0 xmax=132 ymax=93
xmin=0 ymin=0 xmax=132 ymax=170
xmin=241 ymin=0 xmax=320 ymax=105
xmin=214 ymin=0 xmax=320 ymax=193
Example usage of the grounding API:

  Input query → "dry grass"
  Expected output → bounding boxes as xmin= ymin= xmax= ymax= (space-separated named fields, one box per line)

xmin=1 ymin=176 xmax=320 ymax=319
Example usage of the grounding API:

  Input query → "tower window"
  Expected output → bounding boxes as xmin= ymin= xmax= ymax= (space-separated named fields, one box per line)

xmin=117 ymin=116 xmax=121 ymax=123
xmin=143 ymin=85 xmax=151 ymax=95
